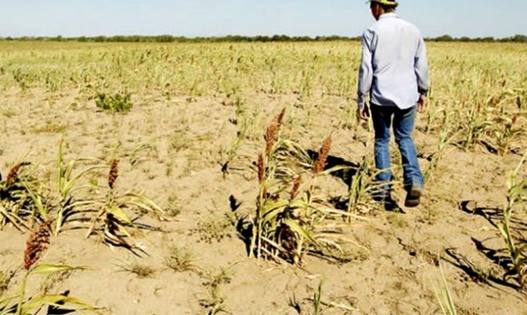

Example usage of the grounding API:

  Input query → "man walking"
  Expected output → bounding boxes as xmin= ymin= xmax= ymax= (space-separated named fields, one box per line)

xmin=357 ymin=0 xmax=429 ymax=208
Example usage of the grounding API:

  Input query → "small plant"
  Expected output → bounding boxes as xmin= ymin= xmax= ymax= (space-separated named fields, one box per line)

xmin=121 ymin=263 xmax=156 ymax=279
xmin=95 ymin=92 xmax=133 ymax=113
xmin=0 ymin=162 xmax=44 ymax=231
xmin=165 ymin=194 xmax=182 ymax=218
xmin=499 ymin=153 xmax=527 ymax=288
xmin=425 ymin=118 xmax=460 ymax=182
xmin=221 ymin=94 xmax=253 ymax=177
xmin=312 ymin=281 xmax=323 ymax=315
xmin=433 ymin=265 xmax=458 ymax=315
xmin=346 ymin=158 xmax=383 ymax=215
xmin=302 ymin=280 xmax=355 ymax=314
xmin=457 ymin=104 xmax=493 ymax=151
xmin=86 ymin=159 xmax=165 ymax=251
xmin=193 ymin=215 xmax=232 ymax=244
xmin=164 ymin=246 xmax=198 ymax=273
xmin=54 ymin=140 xmax=104 ymax=236
xmin=490 ymin=115 xmax=524 ymax=156
xmin=199 ymin=268 xmax=232 ymax=315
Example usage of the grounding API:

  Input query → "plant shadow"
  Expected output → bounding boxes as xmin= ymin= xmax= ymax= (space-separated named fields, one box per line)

xmin=459 ymin=200 xmax=527 ymax=236
xmin=446 ymin=200 xmax=527 ymax=290
xmin=443 ymin=247 xmax=520 ymax=291
xmin=307 ymin=150 xmax=359 ymax=187
xmin=46 ymin=290 xmax=74 ymax=315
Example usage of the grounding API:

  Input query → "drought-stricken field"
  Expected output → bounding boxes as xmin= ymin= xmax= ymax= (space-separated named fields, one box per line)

xmin=0 ymin=41 xmax=526 ymax=314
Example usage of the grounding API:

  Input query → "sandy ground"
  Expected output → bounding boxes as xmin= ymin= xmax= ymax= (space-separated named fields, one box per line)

xmin=0 ymin=88 xmax=526 ymax=315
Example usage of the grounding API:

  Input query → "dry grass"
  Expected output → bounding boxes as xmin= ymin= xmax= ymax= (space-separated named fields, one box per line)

xmin=164 ymin=246 xmax=198 ymax=273
xmin=192 ymin=215 xmax=233 ymax=243
xmin=122 ymin=263 xmax=156 ymax=279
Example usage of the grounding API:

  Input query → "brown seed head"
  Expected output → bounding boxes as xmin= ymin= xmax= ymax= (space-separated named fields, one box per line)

xmin=257 ymin=154 xmax=265 ymax=184
xmin=290 ymin=176 xmax=302 ymax=200
xmin=313 ymin=135 xmax=332 ymax=174
xmin=108 ymin=159 xmax=119 ymax=189
xmin=5 ymin=162 xmax=31 ymax=186
xmin=264 ymin=108 xmax=286 ymax=156
xmin=24 ymin=221 xmax=52 ymax=270
xmin=276 ymin=107 xmax=286 ymax=127
xmin=264 ymin=122 xmax=278 ymax=156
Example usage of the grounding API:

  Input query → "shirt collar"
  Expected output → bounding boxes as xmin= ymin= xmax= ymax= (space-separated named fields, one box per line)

xmin=379 ymin=13 xmax=399 ymax=19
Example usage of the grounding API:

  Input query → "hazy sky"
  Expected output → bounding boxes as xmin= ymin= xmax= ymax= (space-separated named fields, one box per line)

xmin=0 ymin=0 xmax=525 ymax=38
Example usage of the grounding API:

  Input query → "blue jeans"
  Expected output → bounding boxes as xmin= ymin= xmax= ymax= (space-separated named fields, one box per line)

xmin=370 ymin=104 xmax=424 ymax=196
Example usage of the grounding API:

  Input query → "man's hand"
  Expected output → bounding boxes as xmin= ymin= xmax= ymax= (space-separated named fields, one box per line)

xmin=417 ymin=94 xmax=427 ymax=113
xmin=357 ymin=105 xmax=370 ymax=121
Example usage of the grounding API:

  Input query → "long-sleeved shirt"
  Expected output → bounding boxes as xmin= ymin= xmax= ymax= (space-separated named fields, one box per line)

xmin=357 ymin=13 xmax=429 ymax=109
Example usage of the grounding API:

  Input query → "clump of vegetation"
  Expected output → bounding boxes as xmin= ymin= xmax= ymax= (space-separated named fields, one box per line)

xmin=164 ymin=246 xmax=198 ymax=273
xmin=165 ymin=193 xmax=182 ymax=218
xmin=248 ymin=109 xmax=352 ymax=265
xmin=198 ymin=268 xmax=232 ymax=315
xmin=193 ymin=215 xmax=233 ymax=244
xmin=121 ymin=262 xmax=156 ymax=279
xmin=345 ymin=158 xmax=384 ymax=215
xmin=0 ymin=141 xmax=165 ymax=253
xmin=0 ymin=162 xmax=42 ymax=231
xmin=95 ymin=92 xmax=133 ymax=113
xmin=85 ymin=158 xmax=165 ymax=251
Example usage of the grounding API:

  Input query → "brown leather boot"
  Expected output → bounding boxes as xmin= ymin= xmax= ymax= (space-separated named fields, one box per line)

xmin=405 ymin=185 xmax=423 ymax=207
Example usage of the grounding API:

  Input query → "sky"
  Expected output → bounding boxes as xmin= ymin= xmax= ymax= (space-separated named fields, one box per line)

xmin=0 ymin=0 xmax=525 ymax=38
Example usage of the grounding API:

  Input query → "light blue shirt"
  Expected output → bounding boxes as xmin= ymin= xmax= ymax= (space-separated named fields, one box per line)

xmin=357 ymin=13 xmax=429 ymax=109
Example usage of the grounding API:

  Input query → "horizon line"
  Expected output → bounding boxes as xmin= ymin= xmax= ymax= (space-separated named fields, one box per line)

xmin=1 ymin=33 xmax=526 ymax=40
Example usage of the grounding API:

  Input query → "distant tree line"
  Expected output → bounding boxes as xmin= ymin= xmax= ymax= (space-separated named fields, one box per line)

xmin=0 ymin=34 xmax=526 ymax=43
xmin=429 ymin=34 xmax=527 ymax=43
xmin=0 ymin=35 xmax=357 ymax=43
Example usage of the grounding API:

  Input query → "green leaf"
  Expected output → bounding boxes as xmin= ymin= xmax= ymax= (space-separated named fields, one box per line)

xmin=107 ymin=206 xmax=131 ymax=224
xmin=262 ymin=199 xmax=288 ymax=214
xmin=29 ymin=264 xmax=84 ymax=276
xmin=318 ymin=165 xmax=354 ymax=176
xmin=0 ymin=295 xmax=16 ymax=310
xmin=283 ymin=219 xmax=316 ymax=244
xmin=122 ymin=193 xmax=164 ymax=214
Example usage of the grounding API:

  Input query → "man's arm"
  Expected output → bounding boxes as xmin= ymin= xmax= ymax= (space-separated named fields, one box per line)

xmin=357 ymin=30 xmax=374 ymax=120
xmin=415 ymin=34 xmax=429 ymax=112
